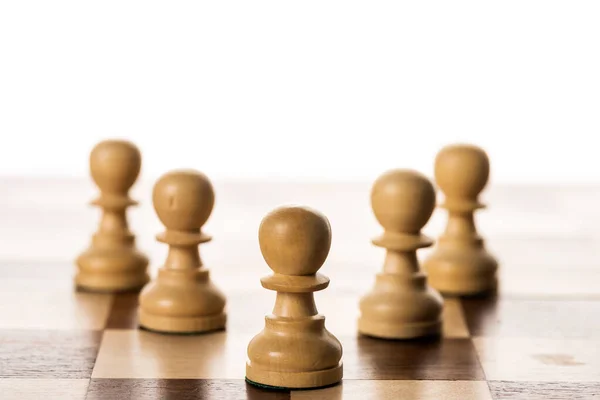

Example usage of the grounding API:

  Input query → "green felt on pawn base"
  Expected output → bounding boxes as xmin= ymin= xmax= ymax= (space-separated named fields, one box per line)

xmin=75 ymin=284 xmax=145 ymax=294
xmin=245 ymin=376 xmax=341 ymax=391
xmin=139 ymin=325 xmax=226 ymax=336
xmin=245 ymin=377 xmax=290 ymax=391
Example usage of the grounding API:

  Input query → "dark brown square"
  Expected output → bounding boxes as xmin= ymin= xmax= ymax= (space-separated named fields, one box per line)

xmin=341 ymin=336 xmax=485 ymax=380
xmin=106 ymin=293 xmax=140 ymax=329
xmin=86 ymin=379 xmax=290 ymax=400
xmin=0 ymin=329 xmax=101 ymax=378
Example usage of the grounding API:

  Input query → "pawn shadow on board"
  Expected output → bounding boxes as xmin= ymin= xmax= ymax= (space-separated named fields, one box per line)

xmin=458 ymin=286 xmax=501 ymax=337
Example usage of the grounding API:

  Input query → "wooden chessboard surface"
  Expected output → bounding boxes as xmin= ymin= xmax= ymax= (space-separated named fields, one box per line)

xmin=1 ymin=178 xmax=600 ymax=399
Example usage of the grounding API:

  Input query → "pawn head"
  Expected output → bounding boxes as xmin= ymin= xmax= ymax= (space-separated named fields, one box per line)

xmin=259 ymin=205 xmax=332 ymax=276
xmin=152 ymin=169 xmax=215 ymax=231
xmin=371 ymin=169 xmax=436 ymax=234
xmin=435 ymin=144 xmax=490 ymax=199
xmin=90 ymin=140 xmax=141 ymax=194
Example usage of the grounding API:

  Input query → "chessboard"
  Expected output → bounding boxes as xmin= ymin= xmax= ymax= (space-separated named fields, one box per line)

xmin=1 ymin=178 xmax=599 ymax=400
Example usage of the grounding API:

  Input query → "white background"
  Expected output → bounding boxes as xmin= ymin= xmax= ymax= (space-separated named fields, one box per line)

xmin=1 ymin=1 xmax=599 ymax=184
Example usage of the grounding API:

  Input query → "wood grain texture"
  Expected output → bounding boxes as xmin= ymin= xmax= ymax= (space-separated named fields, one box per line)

xmin=86 ymin=379 xmax=290 ymax=400
xmin=343 ymin=336 xmax=485 ymax=380
xmin=489 ymin=381 xmax=600 ymax=399
xmin=0 ymin=179 xmax=599 ymax=398
xmin=0 ymin=330 xmax=101 ymax=378
xmin=93 ymin=327 xmax=484 ymax=382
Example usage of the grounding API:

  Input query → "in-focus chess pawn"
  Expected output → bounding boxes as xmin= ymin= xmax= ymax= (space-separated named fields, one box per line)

xmin=138 ymin=170 xmax=226 ymax=334
xmin=246 ymin=206 xmax=343 ymax=389
xmin=75 ymin=140 xmax=149 ymax=292
xmin=358 ymin=169 xmax=443 ymax=339
xmin=423 ymin=144 xmax=498 ymax=296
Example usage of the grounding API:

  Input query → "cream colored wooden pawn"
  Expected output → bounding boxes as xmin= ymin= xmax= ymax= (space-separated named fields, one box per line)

xmin=246 ymin=206 xmax=343 ymax=389
xmin=358 ymin=169 xmax=443 ymax=339
xmin=75 ymin=140 xmax=149 ymax=292
xmin=423 ymin=144 xmax=498 ymax=296
xmin=138 ymin=169 xmax=226 ymax=334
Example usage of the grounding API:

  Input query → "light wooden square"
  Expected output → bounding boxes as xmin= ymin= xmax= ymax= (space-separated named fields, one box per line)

xmin=0 ymin=280 xmax=112 ymax=330
xmin=92 ymin=329 xmax=249 ymax=379
xmin=473 ymin=337 xmax=600 ymax=381
xmin=0 ymin=379 xmax=89 ymax=400
xmin=292 ymin=380 xmax=492 ymax=400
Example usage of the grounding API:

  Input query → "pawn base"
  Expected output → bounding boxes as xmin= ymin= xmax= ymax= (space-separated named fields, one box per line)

xmin=245 ymin=362 xmax=342 ymax=390
xmin=358 ymin=272 xmax=444 ymax=340
xmin=358 ymin=318 xmax=441 ymax=340
xmin=75 ymin=272 xmax=149 ymax=293
xmin=138 ymin=309 xmax=226 ymax=334
xmin=430 ymin=273 xmax=497 ymax=297
xmin=424 ymin=247 xmax=498 ymax=296
xmin=75 ymin=246 xmax=149 ymax=293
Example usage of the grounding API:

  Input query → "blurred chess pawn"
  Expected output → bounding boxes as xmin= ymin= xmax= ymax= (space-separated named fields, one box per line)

xmin=75 ymin=140 xmax=149 ymax=292
xmin=138 ymin=170 xmax=226 ymax=334
xmin=246 ymin=206 xmax=343 ymax=389
xmin=358 ymin=169 xmax=443 ymax=339
xmin=423 ymin=144 xmax=498 ymax=296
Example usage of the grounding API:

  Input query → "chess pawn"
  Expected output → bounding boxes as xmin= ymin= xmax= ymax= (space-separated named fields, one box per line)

xmin=423 ymin=144 xmax=498 ymax=296
xmin=358 ymin=170 xmax=443 ymax=339
xmin=246 ymin=206 xmax=343 ymax=389
xmin=138 ymin=170 xmax=226 ymax=334
xmin=75 ymin=140 xmax=149 ymax=292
